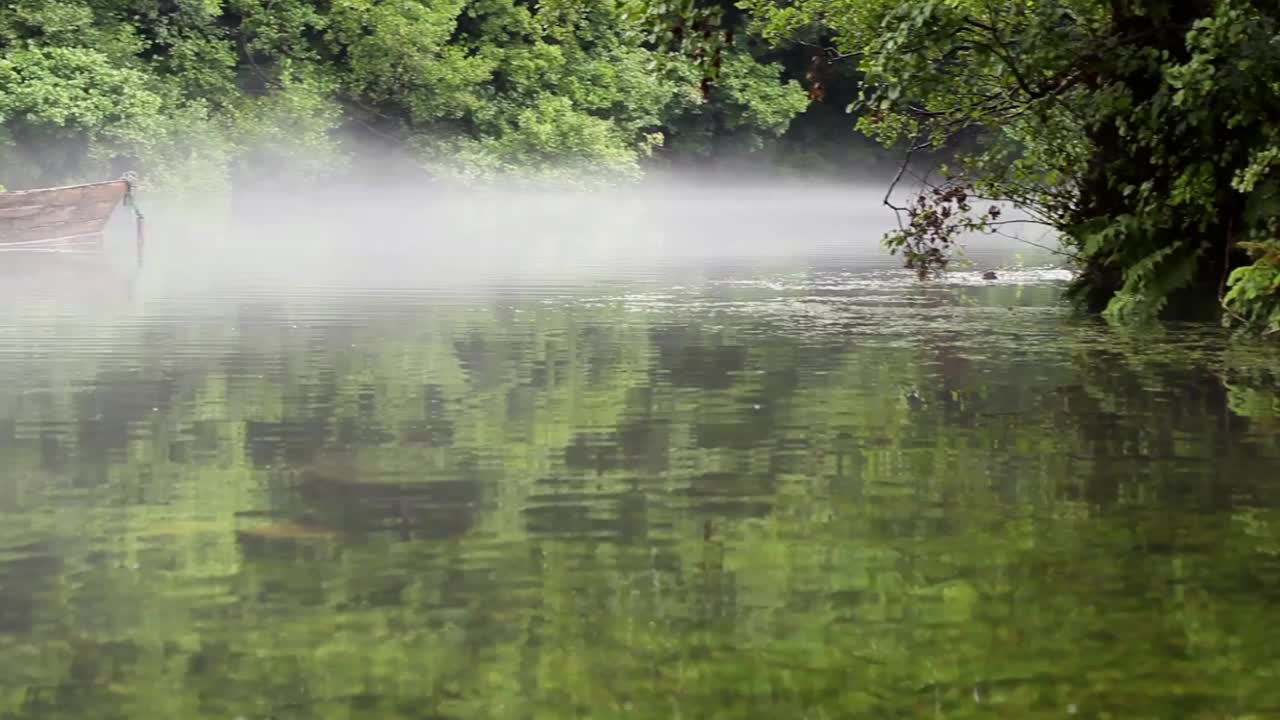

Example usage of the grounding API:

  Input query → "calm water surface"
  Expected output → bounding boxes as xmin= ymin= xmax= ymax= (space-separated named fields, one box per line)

xmin=1 ymin=214 xmax=1279 ymax=719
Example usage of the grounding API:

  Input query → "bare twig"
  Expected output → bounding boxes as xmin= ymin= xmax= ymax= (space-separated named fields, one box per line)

xmin=795 ymin=40 xmax=860 ymax=62
xmin=987 ymin=229 xmax=1079 ymax=260
xmin=986 ymin=218 xmax=1055 ymax=228
xmin=883 ymin=143 xmax=919 ymax=230
xmin=1221 ymin=295 xmax=1249 ymax=326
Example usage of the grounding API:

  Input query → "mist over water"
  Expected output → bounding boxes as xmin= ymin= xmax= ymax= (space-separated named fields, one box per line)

xmin=92 ymin=176 xmax=1064 ymax=300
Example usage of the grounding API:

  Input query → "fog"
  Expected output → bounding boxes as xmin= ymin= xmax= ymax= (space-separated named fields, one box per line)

xmin=0 ymin=161 xmax=1068 ymax=313
xmin=84 ymin=170 xmax=1060 ymax=299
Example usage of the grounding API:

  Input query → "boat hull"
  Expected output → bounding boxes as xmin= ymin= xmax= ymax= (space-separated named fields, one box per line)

xmin=0 ymin=180 xmax=130 ymax=250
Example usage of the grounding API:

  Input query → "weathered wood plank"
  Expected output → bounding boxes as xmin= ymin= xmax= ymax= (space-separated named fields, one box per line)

xmin=0 ymin=180 xmax=128 ymax=248
xmin=0 ymin=232 xmax=102 ymax=250
xmin=2 ymin=219 xmax=112 ymax=244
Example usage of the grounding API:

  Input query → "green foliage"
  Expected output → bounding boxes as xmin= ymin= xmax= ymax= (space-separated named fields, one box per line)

xmin=0 ymin=0 xmax=808 ymax=189
xmin=744 ymin=0 xmax=1280 ymax=331
xmin=0 ymin=47 xmax=169 ymax=170
xmin=708 ymin=48 xmax=811 ymax=145
xmin=1225 ymin=240 xmax=1280 ymax=334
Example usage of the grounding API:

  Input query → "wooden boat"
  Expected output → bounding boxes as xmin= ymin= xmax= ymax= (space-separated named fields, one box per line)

xmin=0 ymin=178 xmax=140 ymax=251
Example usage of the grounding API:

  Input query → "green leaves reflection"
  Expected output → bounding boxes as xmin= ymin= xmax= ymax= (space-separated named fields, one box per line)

xmin=0 ymin=293 xmax=1278 ymax=718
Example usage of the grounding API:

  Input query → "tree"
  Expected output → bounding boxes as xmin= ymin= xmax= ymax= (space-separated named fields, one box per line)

xmin=743 ymin=0 xmax=1280 ymax=331
xmin=0 ymin=0 xmax=808 ymax=188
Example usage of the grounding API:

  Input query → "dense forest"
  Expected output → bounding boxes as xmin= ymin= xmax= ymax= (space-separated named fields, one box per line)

xmin=1 ymin=0 xmax=1279 ymax=330
xmin=0 ymin=0 xmax=836 ymax=186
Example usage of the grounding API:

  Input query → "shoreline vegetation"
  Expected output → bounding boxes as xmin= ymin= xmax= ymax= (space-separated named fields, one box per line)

xmin=2 ymin=0 xmax=1277 ymax=332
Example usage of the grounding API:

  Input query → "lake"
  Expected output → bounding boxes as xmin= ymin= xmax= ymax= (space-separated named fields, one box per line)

xmin=1 ymin=189 xmax=1278 ymax=718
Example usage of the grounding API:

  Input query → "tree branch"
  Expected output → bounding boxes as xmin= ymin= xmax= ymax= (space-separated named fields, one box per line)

xmin=884 ymin=145 xmax=916 ymax=231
